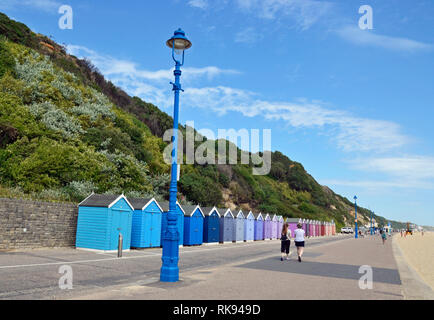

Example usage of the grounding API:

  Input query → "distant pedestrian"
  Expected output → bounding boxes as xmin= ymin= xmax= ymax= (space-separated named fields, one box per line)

xmin=280 ymin=223 xmax=291 ymax=261
xmin=380 ymin=229 xmax=387 ymax=245
xmin=294 ymin=223 xmax=305 ymax=262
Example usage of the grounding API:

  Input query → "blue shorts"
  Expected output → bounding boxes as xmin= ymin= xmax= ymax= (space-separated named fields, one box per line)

xmin=295 ymin=241 xmax=305 ymax=247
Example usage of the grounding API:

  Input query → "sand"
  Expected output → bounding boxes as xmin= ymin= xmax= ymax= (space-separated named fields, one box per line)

xmin=395 ymin=231 xmax=434 ymax=290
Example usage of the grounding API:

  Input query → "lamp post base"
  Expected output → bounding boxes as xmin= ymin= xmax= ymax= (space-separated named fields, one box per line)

xmin=160 ymin=265 xmax=179 ymax=282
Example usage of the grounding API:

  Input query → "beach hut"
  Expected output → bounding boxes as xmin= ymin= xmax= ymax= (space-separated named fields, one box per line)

xmin=244 ymin=211 xmax=255 ymax=242
xmin=183 ymin=205 xmax=204 ymax=246
xmin=271 ymin=215 xmax=278 ymax=239
xmin=233 ymin=210 xmax=245 ymax=243
xmin=310 ymin=220 xmax=315 ymax=237
xmin=263 ymin=214 xmax=272 ymax=240
xmin=286 ymin=218 xmax=300 ymax=237
xmin=130 ymin=197 xmax=163 ymax=248
xmin=302 ymin=218 xmax=307 ymax=235
xmin=253 ymin=212 xmax=264 ymax=241
xmin=316 ymin=221 xmax=320 ymax=237
xmin=305 ymin=219 xmax=310 ymax=238
xmin=202 ymin=207 xmax=220 ymax=244
xmin=160 ymin=201 xmax=185 ymax=247
xmin=321 ymin=221 xmax=325 ymax=236
xmin=218 ymin=208 xmax=235 ymax=243
xmin=76 ymin=193 xmax=134 ymax=251
xmin=277 ymin=216 xmax=284 ymax=238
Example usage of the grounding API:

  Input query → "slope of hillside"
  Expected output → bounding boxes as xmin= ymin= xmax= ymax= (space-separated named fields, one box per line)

xmin=0 ymin=13 xmax=401 ymax=230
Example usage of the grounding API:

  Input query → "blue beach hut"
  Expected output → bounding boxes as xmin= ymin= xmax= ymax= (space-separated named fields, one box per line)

xmin=76 ymin=193 xmax=134 ymax=252
xmin=129 ymin=197 xmax=163 ymax=248
xmin=244 ymin=211 xmax=255 ymax=242
xmin=253 ymin=212 xmax=264 ymax=241
xmin=233 ymin=210 xmax=245 ymax=243
xmin=183 ymin=205 xmax=204 ymax=246
xmin=218 ymin=208 xmax=235 ymax=243
xmin=160 ymin=201 xmax=185 ymax=247
xmin=202 ymin=206 xmax=220 ymax=245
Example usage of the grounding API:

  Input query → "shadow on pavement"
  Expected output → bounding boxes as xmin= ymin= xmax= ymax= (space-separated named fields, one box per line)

xmin=236 ymin=257 xmax=402 ymax=285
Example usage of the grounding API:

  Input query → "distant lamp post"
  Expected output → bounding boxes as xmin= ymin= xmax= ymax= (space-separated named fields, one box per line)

xmin=354 ymin=195 xmax=358 ymax=239
xmin=370 ymin=211 xmax=374 ymax=235
xmin=160 ymin=28 xmax=192 ymax=283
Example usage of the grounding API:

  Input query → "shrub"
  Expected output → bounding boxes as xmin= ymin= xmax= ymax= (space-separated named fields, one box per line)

xmin=51 ymin=77 xmax=84 ymax=105
xmin=63 ymin=180 xmax=96 ymax=201
xmin=29 ymin=101 xmax=84 ymax=138
xmin=71 ymin=102 xmax=114 ymax=122
xmin=0 ymin=40 xmax=15 ymax=77
xmin=179 ymin=170 xmax=223 ymax=206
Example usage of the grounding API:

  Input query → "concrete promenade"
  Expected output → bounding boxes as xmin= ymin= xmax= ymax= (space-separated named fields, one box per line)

xmin=0 ymin=233 xmax=422 ymax=299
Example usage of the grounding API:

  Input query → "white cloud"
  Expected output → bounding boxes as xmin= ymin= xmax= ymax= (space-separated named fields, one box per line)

xmin=350 ymin=156 xmax=434 ymax=181
xmin=336 ymin=26 xmax=432 ymax=52
xmin=235 ymin=0 xmax=334 ymax=30
xmin=323 ymin=156 xmax=434 ymax=191
xmin=234 ymin=27 xmax=264 ymax=44
xmin=0 ymin=0 xmax=60 ymax=12
xmin=182 ymin=86 xmax=409 ymax=153
xmin=188 ymin=0 xmax=208 ymax=10
xmin=66 ymin=44 xmax=240 ymax=109
xmin=320 ymin=179 xmax=434 ymax=190
xmin=67 ymin=45 xmax=239 ymax=83
xmin=67 ymin=44 xmax=410 ymax=153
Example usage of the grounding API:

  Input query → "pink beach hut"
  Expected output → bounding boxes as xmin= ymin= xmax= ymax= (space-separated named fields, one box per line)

xmin=286 ymin=218 xmax=300 ymax=237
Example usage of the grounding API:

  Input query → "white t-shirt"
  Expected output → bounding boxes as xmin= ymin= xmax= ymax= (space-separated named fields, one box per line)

xmin=294 ymin=228 xmax=305 ymax=242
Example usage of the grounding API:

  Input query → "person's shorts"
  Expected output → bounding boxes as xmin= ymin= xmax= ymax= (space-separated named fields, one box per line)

xmin=295 ymin=241 xmax=305 ymax=247
xmin=281 ymin=240 xmax=291 ymax=253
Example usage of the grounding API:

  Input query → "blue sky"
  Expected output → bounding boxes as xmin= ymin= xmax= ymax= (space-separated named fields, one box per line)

xmin=1 ymin=0 xmax=433 ymax=226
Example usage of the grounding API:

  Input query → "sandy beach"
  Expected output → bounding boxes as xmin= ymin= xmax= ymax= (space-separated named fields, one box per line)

xmin=395 ymin=231 xmax=434 ymax=291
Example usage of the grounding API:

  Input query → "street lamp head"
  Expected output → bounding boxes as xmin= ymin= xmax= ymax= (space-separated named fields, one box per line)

xmin=354 ymin=195 xmax=357 ymax=201
xmin=166 ymin=28 xmax=192 ymax=52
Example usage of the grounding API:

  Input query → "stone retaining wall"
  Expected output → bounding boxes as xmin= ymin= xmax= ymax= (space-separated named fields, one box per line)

xmin=0 ymin=198 xmax=78 ymax=250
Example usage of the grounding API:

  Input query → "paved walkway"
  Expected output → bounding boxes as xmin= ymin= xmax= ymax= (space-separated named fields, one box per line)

xmin=72 ymin=235 xmax=403 ymax=300
xmin=0 ymin=234 xmax=408 ymax=299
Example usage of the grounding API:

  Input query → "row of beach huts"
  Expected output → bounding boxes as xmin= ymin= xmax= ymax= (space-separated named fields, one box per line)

xmin=75 ymin=193 xmax=336 ymax=252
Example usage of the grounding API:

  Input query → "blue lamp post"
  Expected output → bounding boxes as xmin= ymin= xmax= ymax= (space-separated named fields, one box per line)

xmin=160 ymin=29 xmax=192 ymax=282
xmin=370 ymin=210 xmax=373 ymax=235
xmin=354 ymin=195 xmax=358 ymax=239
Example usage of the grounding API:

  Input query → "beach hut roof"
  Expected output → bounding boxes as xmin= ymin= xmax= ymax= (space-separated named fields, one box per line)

xmin=217 ymin=208 xmax=234 ymax=218
xmin=246 ymin=211 xmax=255 ymax=219
xmin=182 ymin=205 xmax=205 ymax=217
xmin=201 ymin=206 xmax=220 ymax=217
xmin=252 ymin=212 xmax=263 ymax=220
xmin=159 ymin=201 xmax=186 ymax=215
xmin=271 ymin=214 xmax=278 ymax=221
xmin=264 ymin=213 xmax=271 ymax=220
xmin=128 ymin=197 xmax=163 ymax=211
xmin=235 ymin=210 xmax=245 ymax=219
xmin=78 ymin=193 xmax=134 ymax=211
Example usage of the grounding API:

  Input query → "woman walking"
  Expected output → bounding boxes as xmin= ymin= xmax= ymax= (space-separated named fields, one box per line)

xmin=280 ymin=222 xmax=292 ymax=261
xmin=294 ymin=223 xmax=305 ymax=262
xmin=380 ymin=229 xmax=387 ymax=245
